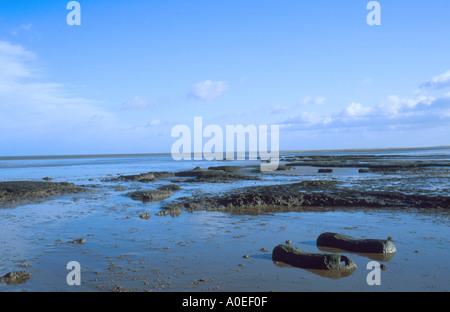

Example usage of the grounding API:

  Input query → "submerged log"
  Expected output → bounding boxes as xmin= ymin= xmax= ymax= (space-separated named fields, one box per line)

xmin=272 ymin=244 xmax=357 ymax=271
xmin=316 ymin=232 xmax=397 ymax=254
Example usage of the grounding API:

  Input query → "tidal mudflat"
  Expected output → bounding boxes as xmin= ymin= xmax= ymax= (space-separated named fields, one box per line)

xmin=0 ymin=147 xmax=449 ymax=292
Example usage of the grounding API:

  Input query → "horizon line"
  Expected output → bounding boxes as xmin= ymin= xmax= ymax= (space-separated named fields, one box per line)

xmin=0 ymin=145 xmax=449 ymax=160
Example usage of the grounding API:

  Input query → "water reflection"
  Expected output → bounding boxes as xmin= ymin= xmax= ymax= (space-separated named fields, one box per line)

xmin=273 ymin=260 xmax=357 ymax=279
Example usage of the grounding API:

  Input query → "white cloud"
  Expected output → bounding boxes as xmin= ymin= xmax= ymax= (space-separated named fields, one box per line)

xmin=148 ymin=119 xmax=161 ymax=126
xmin=270 ymin=105 xmax=291 ymax=114
xmin=10 ymin=23 xmax=33 ymax=36
xmin=343 ymin=102 xmax=373 ymax=117
xmin=299 ymin=112 xmax=322 ymax=125
xmin=284 ymin=111 xmax=331 ymax=127
xmin=299 ymin=96 xmax=326 ymax=106
xmin=0 ymin=41 xmax=36 ymax=81
xmin=420 ymin=70 xmax=450 ymax=90
xmin=377 ymin=95 xmax=435 ymax=116
xmin=122 ymin=96 xmax=152 ymax=110
xmin=282 ymin=94 xmax=449 ymax=133
xmin=189 ymin=80 xmax=229 ymax=100
xmin=361 ymin=77 xmax=374 ymax=85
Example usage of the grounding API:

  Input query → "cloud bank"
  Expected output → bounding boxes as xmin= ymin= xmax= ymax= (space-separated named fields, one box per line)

xmin=420 ymin=70 xmax=450 ymax=90
xmin=282 ymin=71 xmax=450 ymax=135
xmin=188 ymin=80 xmax=229 ymax=100
xmin=122 ymin=96 xmax=153 ymax=110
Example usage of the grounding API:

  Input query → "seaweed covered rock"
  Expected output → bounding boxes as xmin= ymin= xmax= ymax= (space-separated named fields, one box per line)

xmin=207 ymin=166 xmax=242 ymax=172
xmin=159 ymin=180 xmax=449 ymax=216
xmin=0 ymin=181 xmax=86 ymax=205
xmin=174 ymin=168 xmax=261 ymax=183
xmin=109 ymin=172 xmax=156 ymax=182
xmin=157 ymin=184 xmax=182 ymax=192
xmin=0 ymin=271 xmax=32 ymax=285
xmin=108 ymin=171 xmax=175 ymax=182
xmin=128 ymin=189 xmax=173 ymax=202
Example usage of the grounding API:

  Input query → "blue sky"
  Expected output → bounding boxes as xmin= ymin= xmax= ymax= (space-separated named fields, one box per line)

xmin=1 ymin=0 xmax=450 ymax=156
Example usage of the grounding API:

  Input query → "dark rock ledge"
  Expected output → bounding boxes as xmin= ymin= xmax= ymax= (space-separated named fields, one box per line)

xmin=0 ymin=181 xmax=88 ymax=206
xmin=157 ymin=181 xmax=450 ymax=216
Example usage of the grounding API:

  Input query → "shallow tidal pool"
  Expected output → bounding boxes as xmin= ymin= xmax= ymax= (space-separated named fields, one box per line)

xmin=1 ymin=192 xmax=448 ymax=292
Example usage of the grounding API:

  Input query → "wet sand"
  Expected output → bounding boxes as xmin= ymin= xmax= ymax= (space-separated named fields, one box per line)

xmin=1 ymin=199 xmax=448 ymax=292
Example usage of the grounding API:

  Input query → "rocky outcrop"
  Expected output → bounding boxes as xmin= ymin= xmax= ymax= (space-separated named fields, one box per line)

xmin=283 ymin=154 xmax=450 ymax=172
xmin=106 ymin=168 xmax=260 ymax=183
xmin=107 ymin=171 xmax=175 ymax=182
xmin=127 ymin=189 xmax=174 ymax=202
xmin=174 ymin=168 xmax=261 ymax=183
xmin=0 ymin=271 xmax=32 ymax=285
xmin=157 ymin=184 xmax=181 ymax=192
xmin=158 ymin=181 xmax=449 ymax=216
xmin=0 ymin=181 xmax=86 ymax=205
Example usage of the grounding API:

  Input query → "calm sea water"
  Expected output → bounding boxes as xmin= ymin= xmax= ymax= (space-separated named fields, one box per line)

xmin=0 ymin=147 xmax=449 ymax=292
xmin=0 ymin=146 xmax=448 ymax=183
